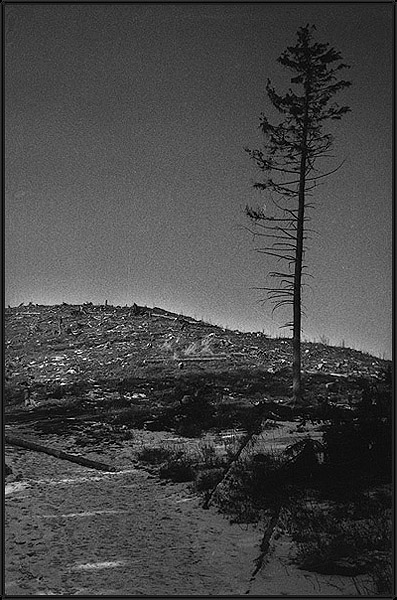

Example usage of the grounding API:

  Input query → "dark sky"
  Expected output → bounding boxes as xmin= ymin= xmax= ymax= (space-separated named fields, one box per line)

xmin=5 ymin=3 xmax=393 ymax=359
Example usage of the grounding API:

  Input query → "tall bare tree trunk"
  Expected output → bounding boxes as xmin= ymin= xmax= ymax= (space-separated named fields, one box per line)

xmin=245 ymin=26 xmax=351 ymax=408
xmin=293 ymin=90 xmax=309 ymax=405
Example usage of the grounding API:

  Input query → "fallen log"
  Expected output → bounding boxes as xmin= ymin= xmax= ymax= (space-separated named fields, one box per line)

xmin=202 ymin=429 xmax=256 ymax=510
xmin=203 ymin=402 xmax=268 ymax=510
xmin=245 ymin=505 xmax=282 ymax=594
xmin=151 ymin=313 xmax=177 ymax=321
xmin=5 ymin=434 xmax=116 ymax=472
xmin=144 ymin=355 xmax=227 ymax=363
xmin=178 ymin=355 xmax=227 ymax=362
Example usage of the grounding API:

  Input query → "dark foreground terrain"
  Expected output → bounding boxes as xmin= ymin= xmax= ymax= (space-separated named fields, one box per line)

xmin=5 ymin=303 xmax=393 ymax=596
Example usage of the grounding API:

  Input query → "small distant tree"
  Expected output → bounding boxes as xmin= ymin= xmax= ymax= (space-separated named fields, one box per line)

xmin=245 ymin=25 xmax=351 ymax=405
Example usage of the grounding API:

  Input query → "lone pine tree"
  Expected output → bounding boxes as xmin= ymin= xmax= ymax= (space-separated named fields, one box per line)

xmin=245 ymin=25 xmax=351 ymax=405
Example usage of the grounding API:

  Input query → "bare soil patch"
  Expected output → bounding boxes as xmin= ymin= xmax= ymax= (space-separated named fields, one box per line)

xmin=5 ymin=425 xmax=374 ymax=596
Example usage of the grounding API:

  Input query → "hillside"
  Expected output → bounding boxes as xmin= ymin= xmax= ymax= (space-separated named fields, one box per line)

xmin=5 ymin=301 xmax=388 ymax=379
xmin=5 ymin=302 xmax=390 ymax=436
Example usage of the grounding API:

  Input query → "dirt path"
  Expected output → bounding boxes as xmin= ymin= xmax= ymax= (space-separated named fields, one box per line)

xmin=5 ymin=441 xmax=260 ymax=596
xmin=5 ymin=427 xmax=373 ymax=596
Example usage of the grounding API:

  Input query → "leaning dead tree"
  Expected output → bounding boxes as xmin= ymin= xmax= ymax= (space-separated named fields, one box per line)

xmin=245 ymin=24 xmax=351 ymax=405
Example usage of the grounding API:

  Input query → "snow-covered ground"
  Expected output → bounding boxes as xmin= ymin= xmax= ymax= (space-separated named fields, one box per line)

xmin=5 ymin=426 xmax=374 ymax=596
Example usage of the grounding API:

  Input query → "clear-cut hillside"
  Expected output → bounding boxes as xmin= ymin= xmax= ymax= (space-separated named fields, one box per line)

xmin=5 ymin=303 xmax=388 ymax=393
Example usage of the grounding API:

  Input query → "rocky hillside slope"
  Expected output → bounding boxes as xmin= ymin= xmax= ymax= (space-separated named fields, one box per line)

xmin=5 ymin=302 xmax=390 ymax=439
xmin=5 ymin=302 xmax=387 ymax=384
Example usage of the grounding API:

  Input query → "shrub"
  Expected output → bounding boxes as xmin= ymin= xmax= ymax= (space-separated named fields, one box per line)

xmin=4 ymin=384 xmax=25 ymax=406
xmin=136 ymin=445 xmax=197 ymax=482
xmin=322 ymin=373 xmax=392 ymax=488
xmin=215 ymin=450 xmax=289 ymax=523
xmin=195 ymin=468 xmax=224 ymax=492
xmin=150 ymin=392 xmax=216 ymax=437
xmin=136 ymin=446 xmax=177 ymax=465
xmin=286 ymin=496 xmax=392 ymax=583
xmin=159 ymin=457 xmax=196 ymax=482
xmin=111 ymin=404 xmax=156 ymax=429
xmin=213 ymin=398 xmax=259 ymax=431
xmin=371 ymin=559 xmax=393 ymax=595
xmin=136 ymin=441 xmax=231 ymax=487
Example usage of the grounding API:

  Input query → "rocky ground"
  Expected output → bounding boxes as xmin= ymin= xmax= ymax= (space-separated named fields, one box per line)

xmin=5 ymin=303 xmax=387 ymax=392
